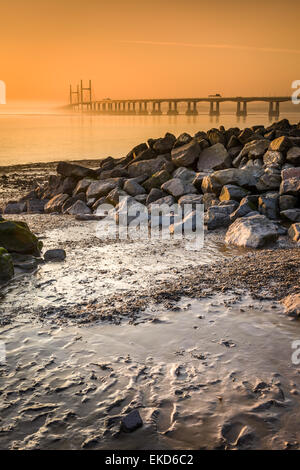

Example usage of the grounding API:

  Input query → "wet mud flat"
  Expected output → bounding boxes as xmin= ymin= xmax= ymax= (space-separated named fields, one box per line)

xmin=0 ymin=214 xmax=299 ymax=450
xmin=1 ymin=295 xmax=300 ymax=450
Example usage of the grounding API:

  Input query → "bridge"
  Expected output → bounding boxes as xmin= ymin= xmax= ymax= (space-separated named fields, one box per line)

xmin=69 ymin=81 xmax=291 ymax=118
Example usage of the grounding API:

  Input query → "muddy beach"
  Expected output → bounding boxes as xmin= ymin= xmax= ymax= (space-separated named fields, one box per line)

xmin=1 ymin=121 xmax=300 ymax=450
xmin=0 ymin=207 xmax=299 ymax=449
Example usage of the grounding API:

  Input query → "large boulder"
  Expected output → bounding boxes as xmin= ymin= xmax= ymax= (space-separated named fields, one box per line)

xmin=26 ymin=199 xmax=46 ymax=214
xmin=225 ymin=213 xmax=278 ymax=248
xmin=44 ymin=194 xmax=69 ymax=213
xmin=263 ymin=150 xmax=284 ymax=167
xmin=173 ymin=167 xmax=197 ymax=182
xmin=61 ymin=176 xmax=78 ymax=195
xmin=106 ymin=188 xmax=128 ymax=207
xmin=142 ymin=170 xmax=171 ymax=192
xmin=128 ymin=155 xmax=168 ymax=178
xmin=57 ymin=162 xmax=98 ymax=179
xmin=207 ymin=128 xmax=226 ymax=146
xmin=161 ymin=178 xmax=197 ymax=198
xmin=219 ymin=184 xmax=249 ymax=202
xmin=205 ymin=202 xmax=238 ymax=230
xmin=280 ymin=208 xmax=300 ymax=222
xmin=230 ymin=195 xmax=258 ymax=221
xmin=171 ymin=140 xmax=200 ymax=167
xmin=201 ymin=168 xmax=262 ymax=195
xmin=279 ymin=195 xmax=298 ymax=211
xmin=148 ymin=195 xmax=175 ymax=211
xmin=99 ymin=167 xmax=129 ymax=179
xmin=269 ymin=136 xmax=292 ymax=153
xmin=173 ymin=133 xmax=192 ymax=148
xmin=66 ymin=200 xmax=92 ymax=216
xmin=238 ymin=139 xmax=269 ymax=160
xmin=256 ymin=167 xmax=281 ymax=191
xmin=178 ymin=194 xmax=203 ymax=209
xmin=124 ymin=179 xmax=146 ymax=197
xmin=286 ymin=147 xmax=300 ymax=165
xmin=197 ymin=143 xmax=231 ymax=171
xmin=0 ymin=220 xmax=41 ymax=256
xmin=152 ymin=133 xmax=176 ymax=154
xmin=288 ymin=223 xmax=300 ymax=242
xmin=280 ymin=167 xmax=300 ymax=196
xmin=86 ymin=178 xmax=123 ymax=199
xmin=3 ymin=201 xmax=26 ymax=214
xmin=146 ymin=188 xmax=166 ymax=205
xmin=258 ymin=192 xmax=279 ymax=220
xmin=73 ymin=178 xmax=93 ymax=196
xmin=0 ymin=247 xmax=14 ymax=282
xmin=133 ymin=148 xmax=156 ymax=162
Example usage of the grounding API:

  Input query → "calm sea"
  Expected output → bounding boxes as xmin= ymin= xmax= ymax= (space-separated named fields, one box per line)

xmin=0 ymin=107 xmax=300 ymax=167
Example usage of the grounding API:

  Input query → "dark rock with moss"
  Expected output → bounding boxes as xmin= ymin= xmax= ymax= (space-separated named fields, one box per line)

xmin=0 ymin=220 xmax=42 ymax=256
xmin=0 ymin=247 xmax=14 ymax=282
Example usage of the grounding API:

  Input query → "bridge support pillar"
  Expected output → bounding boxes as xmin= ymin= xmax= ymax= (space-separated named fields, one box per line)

xmin=209 ymin=101 xmax=220 ymax=116
xmin=138 ymin=101 xmax=148 ymax=115
xmin=269 ymin=101 xmax=280 ymax=118
xmin=151 ymin=101 xmax=162 ymax=115
xmin=186 ymin=101 xmax=198 ymax=115
xmin=167 ymin=101 xmax=178 ymax=115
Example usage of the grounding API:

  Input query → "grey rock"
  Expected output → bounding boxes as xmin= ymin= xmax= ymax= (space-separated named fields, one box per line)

xmin=256 ymin=167 xmax=281 ymax=191
xmin=146 ymin=188 xmax=166 ymax=205
xmin=280 ymin=167 xmax=300 ymax=196
xmin=142 ymin=170 xmax=171 ymax=192
xmin=219 ymin=184 xmax=249 ymax=202
xmin=161 ymin=178 xmax=197 ymax=198
xmin=197 ymin=143 xmax=231 ymax=171
xmin=66 ymin=200 xmax=92 ymax=216
xmin=279 ymin=195 xmax=298 ymax=211
xmin=286 ymin=146 xmax=300 ymax=165
xmin=26 ymin=199 xmax=46 ymax=214
xmin=225 ymin=213 xmax=278 ymax=248
xmin=57 ymin=161 xmax=98 ymax=179
xmin=288 ymin=223 xmax=300 ymax=242
xmin=124 ymin=180 xmax=146 ymax=197
xmin=121 ymin=410 xmax=143 ymax=433
xmin=86 ymin=178 xmax=123 ymax=199
xmin=106 ymin=188 xmax=128 ymax=207
xmin=263 ymin=150 xmax=284 ymax=167
xmin=44 ymin=194 xmax=70 ymax=213
xmin=173 ymin=133 xmax=192 ymax=148
xmin=4 ymin=201 xmax=26 ymax=214
xmin=153 ymin=133 xmax=176 ymax=154
xmin=258 ymin=192 xmax=279 ymax=219
xmin=230 ymin=195 xmax=259 ymax=221
xmin=173 ymin=167 xmax=197 ymax=183
xmin=128 ymin=155 xmax=168 ymax=178
xmin=73 ymin=178 xmax=93 ymax=196
xmin=44 ymin=249 xmax=66 ymax=262
xmin=280 ymin=208 xmax=300 ymax=222
xmin=171 ymin=140 xmax=200 ymax=167
xmin=205 ymin=203 xmax=237 ymax=230
xmin=269 ymin=136 xmax=292 ymax=153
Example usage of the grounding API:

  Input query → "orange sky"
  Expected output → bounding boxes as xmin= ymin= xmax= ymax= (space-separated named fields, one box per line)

xmin=1 ymin=0 xmax=300 ymax=102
